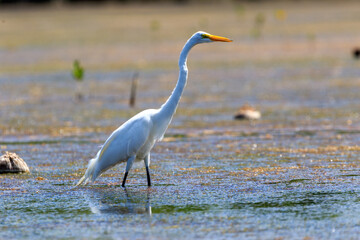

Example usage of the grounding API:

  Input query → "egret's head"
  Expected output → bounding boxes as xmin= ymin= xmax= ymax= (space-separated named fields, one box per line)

xmin=191 ymin=31 xmax=232 ymax=44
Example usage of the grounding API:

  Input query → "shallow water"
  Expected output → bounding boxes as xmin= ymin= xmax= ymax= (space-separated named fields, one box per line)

xmin=1 ymin=63 xmax=360 ymax=239
xmin=1 ymin=3 xmax=360 ymax=239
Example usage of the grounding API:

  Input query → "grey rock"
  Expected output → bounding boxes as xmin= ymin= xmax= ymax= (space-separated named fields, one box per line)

xmin=0 ymin=152 xmax=30 ymax=173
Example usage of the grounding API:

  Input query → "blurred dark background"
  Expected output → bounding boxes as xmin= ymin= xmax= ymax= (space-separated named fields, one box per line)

xmin=0 ymin=0 xmax=274 ymax=5
xmin=0 ymin=0 xmax=204 ymax=4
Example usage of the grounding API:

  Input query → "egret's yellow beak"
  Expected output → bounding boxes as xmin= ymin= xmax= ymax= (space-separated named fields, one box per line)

xmin=207 ymin=34 xmax=232 ymax=42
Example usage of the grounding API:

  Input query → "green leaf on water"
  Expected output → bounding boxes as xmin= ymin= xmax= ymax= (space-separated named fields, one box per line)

xmin=72 ymin=60 xmax=84 ymax=82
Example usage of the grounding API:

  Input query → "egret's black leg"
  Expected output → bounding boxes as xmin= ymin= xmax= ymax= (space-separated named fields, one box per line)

xmin=121 ymin=171 xmax=128 ymax=188
xmin=122 ymin=155 xmax=136 ymax=188
xmin=144 ymin=154 xmax=151 ymax=187
xmin=145 ymin=165 xmax=151 ymax=187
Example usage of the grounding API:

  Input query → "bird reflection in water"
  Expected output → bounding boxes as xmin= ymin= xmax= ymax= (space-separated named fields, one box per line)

xmin=82 ymin=187 xmax=152 ymax=215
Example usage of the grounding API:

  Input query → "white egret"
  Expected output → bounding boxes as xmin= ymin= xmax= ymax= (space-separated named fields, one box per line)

xmin=76 ymin=31 xmax=232 ymax=187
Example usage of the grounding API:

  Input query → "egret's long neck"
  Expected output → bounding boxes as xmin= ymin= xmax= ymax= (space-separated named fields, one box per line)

xmin=158 ymin=38 xmax=195 ymax=120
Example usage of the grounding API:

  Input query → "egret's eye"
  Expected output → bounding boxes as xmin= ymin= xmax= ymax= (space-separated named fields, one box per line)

xmin=201 ymin=34 xmax=209 ymax=39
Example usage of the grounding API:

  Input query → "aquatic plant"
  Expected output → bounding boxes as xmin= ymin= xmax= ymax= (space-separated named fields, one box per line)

xmin=72 ymin=60 xmax=85 ymax=100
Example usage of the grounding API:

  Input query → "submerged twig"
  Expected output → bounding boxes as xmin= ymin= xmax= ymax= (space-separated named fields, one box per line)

xmin=129 ymin=71 xmax=139 ymax=108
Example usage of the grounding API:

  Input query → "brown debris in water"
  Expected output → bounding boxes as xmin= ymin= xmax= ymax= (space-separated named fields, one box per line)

xmin=234 ymin=104 xmax=261 ymax=120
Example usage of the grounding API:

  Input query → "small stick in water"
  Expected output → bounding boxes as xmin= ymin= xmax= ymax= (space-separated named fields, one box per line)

xmin=129 ymin=71 xmax=139 ymax=108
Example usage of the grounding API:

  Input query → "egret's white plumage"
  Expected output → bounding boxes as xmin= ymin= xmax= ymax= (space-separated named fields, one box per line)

xmin=76 ymin=31 xmax=232 ymax=187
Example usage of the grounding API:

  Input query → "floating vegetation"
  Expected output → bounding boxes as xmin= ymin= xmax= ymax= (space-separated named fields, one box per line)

xmin=150 ymin=19 xmax=161 ymax=32
xmin=72 ymin=60 xmax=85 ymax=101
xmin=265 ymin=145 xmax=360 ymax=154
xmin=251 ymin=12 xmax=266 ymax=39
xmin=274 ymin=9 xmax=287 ymax=21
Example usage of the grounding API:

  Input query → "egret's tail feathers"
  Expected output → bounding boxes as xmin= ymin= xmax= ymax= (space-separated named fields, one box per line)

xmin=75 ymin=151 xmax=101 ymax=187
xmin=75 ymin=175 xmax=86 ymax=187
